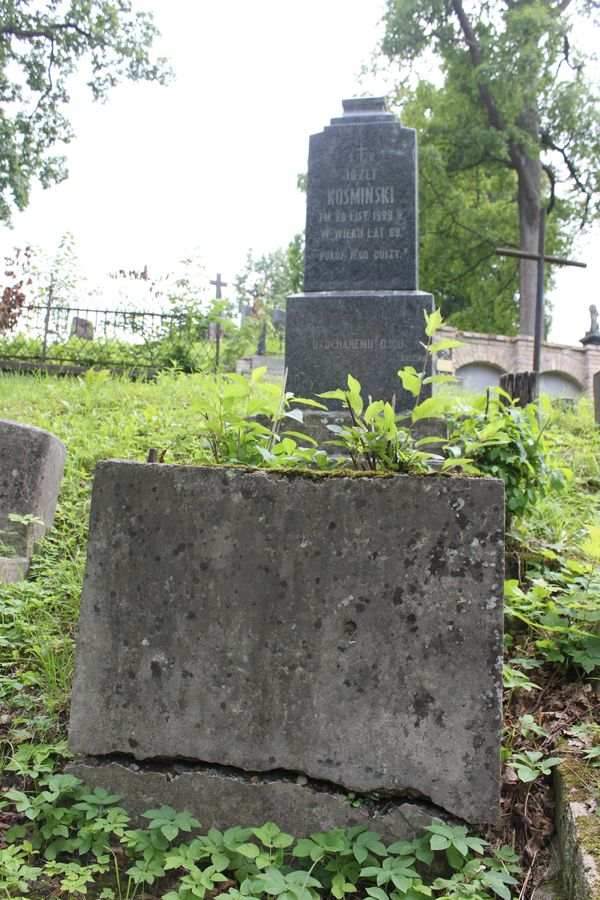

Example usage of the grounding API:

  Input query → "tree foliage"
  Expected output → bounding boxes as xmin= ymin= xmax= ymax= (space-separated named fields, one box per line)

xmin=0 ymin=0 xmax=171 ymax=222
xmin=378 ymin=0 xmax=600 ymax=335
xmin=398 ymin=80 xmax=562 ymax=333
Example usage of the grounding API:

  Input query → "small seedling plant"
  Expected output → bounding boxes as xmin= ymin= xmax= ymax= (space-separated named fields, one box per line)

xmin=317 ymin=308 xmax=468 ymax=475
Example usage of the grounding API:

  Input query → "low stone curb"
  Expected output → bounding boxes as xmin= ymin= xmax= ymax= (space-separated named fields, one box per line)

xmin=554 ymin=759 xmax=599 ymax=900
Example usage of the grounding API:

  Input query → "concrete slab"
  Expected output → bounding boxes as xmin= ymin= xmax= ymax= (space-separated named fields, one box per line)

xmin=0 ymin=419 xmax=66 ymax=583
xmin=69 ymin=462 xmax=504 ymax=823
xmin=555 ymin=763 xmax=600 ymax=899
xmin=67 ymin=758 xmax=458 ymax=843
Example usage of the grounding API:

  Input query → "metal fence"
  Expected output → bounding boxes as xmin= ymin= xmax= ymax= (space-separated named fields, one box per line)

xmin=0 ymin=303 xmax=220 ymax=375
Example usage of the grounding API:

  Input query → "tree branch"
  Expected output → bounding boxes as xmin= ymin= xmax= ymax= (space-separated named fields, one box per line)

xmin=422 ymin=170 xmax=504 ymax=244
xmin=450 ymin=0 xmax=507 ymax=134
xmin=541 ymin=162 xmax=556 ymax=214
xmin=540 ymin=129 xmax=592 ymax=222
xmin=442 ymin=247 xmax=498 ymax=286
xmin=0 ymin=22 xmax=95 ymax=43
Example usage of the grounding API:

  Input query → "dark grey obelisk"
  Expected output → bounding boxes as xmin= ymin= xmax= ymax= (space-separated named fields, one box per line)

xmin=285 ymin=98 xmax=434 ymax=408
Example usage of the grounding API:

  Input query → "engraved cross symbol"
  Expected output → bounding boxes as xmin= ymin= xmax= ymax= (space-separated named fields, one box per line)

xmin=357 ymin=144 xmax=374 ymax=164
xmin=210 ymin=273 xmax=228 ymax=300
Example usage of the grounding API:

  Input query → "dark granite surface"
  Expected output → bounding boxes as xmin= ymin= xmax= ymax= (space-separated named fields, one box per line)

xmin=285 ymin=291 xmax=433 ymax=406
xmin=304 ymin=98 xmax=418 ymax=292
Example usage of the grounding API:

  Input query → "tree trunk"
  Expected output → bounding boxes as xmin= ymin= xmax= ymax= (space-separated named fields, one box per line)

xmin=516 ymin=152 xmax=542 ymax=336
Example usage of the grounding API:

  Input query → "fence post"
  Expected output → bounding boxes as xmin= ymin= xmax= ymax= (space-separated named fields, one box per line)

xmin=215 ymin=322 xmax=221 ymax=372
xmin=499 ymin=371 xmax=538 ymax=407
xmin=41 ymin=274 xmax=54 ymax=363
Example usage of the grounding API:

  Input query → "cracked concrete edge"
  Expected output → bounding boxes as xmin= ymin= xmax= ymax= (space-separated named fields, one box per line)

xmin=66 ymin=757 xmax=460 ymax=843
xmin=554 ymin=763 xmax=600 ymax=900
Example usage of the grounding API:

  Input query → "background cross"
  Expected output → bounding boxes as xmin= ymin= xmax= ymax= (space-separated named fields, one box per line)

xmin=496 ymin=208 xmax=586 ymax=373
xmin=210 ymin=272 xmax=228 ymax=300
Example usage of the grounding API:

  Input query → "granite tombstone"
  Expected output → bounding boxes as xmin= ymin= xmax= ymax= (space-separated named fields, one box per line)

xmin=71 ymin=317 xmax=94 ymax=340
xmin=286 ymin=98 xmax=434 ymax=408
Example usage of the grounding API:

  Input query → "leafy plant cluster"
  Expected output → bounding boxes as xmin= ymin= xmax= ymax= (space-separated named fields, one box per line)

xmin=505 ymin=557 xmax=600 ymax=675
xmin=444 ymin=398 xmax=568 ymax=523
xmin=0 ymin=745 xmax=519 ymax=899
xmin=298 ymin=311 xmax=564 ymax=533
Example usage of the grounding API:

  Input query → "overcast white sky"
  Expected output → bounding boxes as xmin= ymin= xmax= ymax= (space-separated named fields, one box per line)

xmin=0 ymin=0 xmax=596 ymax=345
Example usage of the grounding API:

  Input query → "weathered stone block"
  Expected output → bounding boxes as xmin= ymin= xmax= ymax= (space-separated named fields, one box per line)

xmin=0 ymin=419 xmax=66 ymax=582
xmin=69 ymin=462 xmax=504 ymax=824
xmin=0 ymin=556 xmax=29 ymax=583
xmin=594 ymin=371 xmax=599 ymax=426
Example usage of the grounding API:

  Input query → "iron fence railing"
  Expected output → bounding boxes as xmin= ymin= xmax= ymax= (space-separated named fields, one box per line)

xmin=0 ymin=304 xmax=221 ymax=374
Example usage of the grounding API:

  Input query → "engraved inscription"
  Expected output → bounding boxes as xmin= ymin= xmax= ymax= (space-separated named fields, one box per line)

xmin=308 ymin=137 xmax=412 ymax=270
xmin=311 ymin=335 xmax=416 ymax=352
xmin=327 ymin=186 xmax=395 ymax=206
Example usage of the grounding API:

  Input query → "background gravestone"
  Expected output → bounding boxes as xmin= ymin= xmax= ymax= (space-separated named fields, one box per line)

xmin=594 ymin=371 xmax=600 ymax=425
xmin=0 ymin=419 xmax=66 ymax=583
xmin=286 ymin=97 xmax=434 ymax=408
xmin=71 ymin=317 xmax=94 ymax=340
xmin=69 ymin=461 xmax=504 ymax=826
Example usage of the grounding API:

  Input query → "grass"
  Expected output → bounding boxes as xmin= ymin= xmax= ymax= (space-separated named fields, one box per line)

xmin=0 ymin=369 xmax=598 ymax=898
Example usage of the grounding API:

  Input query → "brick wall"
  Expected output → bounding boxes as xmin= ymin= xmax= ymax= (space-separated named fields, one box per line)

xmin=437 ymin=327 xmax=600 ymax=397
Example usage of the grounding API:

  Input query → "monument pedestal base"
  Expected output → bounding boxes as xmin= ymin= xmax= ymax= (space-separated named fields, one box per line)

xmin=285 ymin=291 xmax=434 ymax=406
